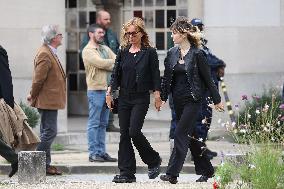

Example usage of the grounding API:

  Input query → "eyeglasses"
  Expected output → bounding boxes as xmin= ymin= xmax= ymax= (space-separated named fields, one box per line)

xmin=125 ymin=31 xmax=140 ymax=37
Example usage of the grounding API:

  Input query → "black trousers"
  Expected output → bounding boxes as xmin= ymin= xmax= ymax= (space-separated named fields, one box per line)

xmin=0 ymin=137 xmax=18 ymax=164
xmin=166 ymin=97 xmax=214 ymax=177
xmin=117 ymin=91 xmax=160 ymax=177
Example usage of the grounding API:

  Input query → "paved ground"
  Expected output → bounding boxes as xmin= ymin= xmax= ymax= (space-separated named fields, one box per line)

xmin=0 ymin=116 xmax=245 ymax=188
xmin=0 ymin=174 xmax=213 ymax=189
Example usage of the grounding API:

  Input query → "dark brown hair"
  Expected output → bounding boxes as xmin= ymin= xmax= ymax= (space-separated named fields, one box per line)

xmin=170 ymin=16 xmax=201 ymax=48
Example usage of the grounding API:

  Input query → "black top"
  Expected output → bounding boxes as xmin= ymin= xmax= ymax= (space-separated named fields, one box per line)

xmin=161 ymin=46 xmax=221 ymax=104
xmin=120 ymin=51 xmax=139 ymax=91
xmin=0 ymin=46 xmax=14 ymax=108
xmin=172 ymin=62 xmax=192 ymax=101
xmin=111 ymin=46 xmax=161 ymax=93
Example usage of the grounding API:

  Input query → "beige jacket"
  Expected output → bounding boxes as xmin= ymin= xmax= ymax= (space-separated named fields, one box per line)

xmin=82 ymin=42 xmax=116 ymax=90
xmin=30 ymin=44 xmax=66 ymax=110
xmin=0 ymin=99 xmax=40 ymax=150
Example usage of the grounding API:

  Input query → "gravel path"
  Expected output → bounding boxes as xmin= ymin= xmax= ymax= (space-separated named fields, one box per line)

xmin=0 ymin=174 xmax=213 ymax=189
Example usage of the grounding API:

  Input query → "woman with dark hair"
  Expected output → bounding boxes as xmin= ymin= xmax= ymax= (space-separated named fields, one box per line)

xmin=106 ymin=17 xmax=162 ymax=183
xmin=160 ymin=16 xmax=224 ymax=184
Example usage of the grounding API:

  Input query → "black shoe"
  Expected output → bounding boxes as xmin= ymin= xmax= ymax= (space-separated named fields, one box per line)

xmin=148 ymin=158 xmax=162 ymax=179
xmin=89 ymin=155 xmax=105 ymax=162
xmin=205 ymin=149 xmax=218 ymax=160
xmin=8 ymin=162 xmax=18 ymax=177
xmin=196 ymin=175 xmax=209 ymax=182
xmin=106 ymin=125 xmax=120 ymax=132
xmin=101 ymin=153 xmax=117 ymax=162
xmin=112 ymin=175 xmax=136 ymax=183
xmin=160 ymin=174 xmax=178 ymax=184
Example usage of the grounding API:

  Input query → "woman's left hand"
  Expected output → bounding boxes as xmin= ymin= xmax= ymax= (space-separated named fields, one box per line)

xmin=155 ymin=97 xmax=162 ymax=111
xmin=214 ymin=102 xmax=224 ymax=112
xmin=154 ymin=91 xmax=162 ymax=111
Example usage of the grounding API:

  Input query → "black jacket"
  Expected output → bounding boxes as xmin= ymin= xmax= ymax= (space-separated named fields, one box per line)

xmin=161 ymin=46 xmax=221 ymax=104
xmin=110 ymin=46 xmax=161 ymax=92
xmin=0 ymin=46 xmax=14 ymax=108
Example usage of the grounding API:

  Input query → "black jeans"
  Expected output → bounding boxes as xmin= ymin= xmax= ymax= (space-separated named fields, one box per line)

xmin=166 ymin=97 xmax=214 ymax=177
xmin=117 ymin=90 xmax=160 ymax=177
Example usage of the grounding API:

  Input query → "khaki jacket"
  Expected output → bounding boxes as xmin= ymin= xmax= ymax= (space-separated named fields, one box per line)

xmin=0 ymin=99 xmax=40 ymax=150
xmin=82 ymin=42 xmax=116 ymax=90
xmin=30 ymin=44 xmax=66 ymax=110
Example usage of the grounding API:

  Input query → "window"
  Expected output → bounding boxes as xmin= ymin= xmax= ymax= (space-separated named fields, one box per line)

xmin=155 ymin=10 xmax=164 ymax=28
xmin=167 ymin=10 xmax=176 ymax=28
xmin=79 ymin=11 xmax=87 ymax=28
xmin=156 ymin=32 xmax=165 ymax=50
xmin=134 ymin=0 xmax=142 ymax=6
xmin=156 ymin=0 xmax=164 ymax=6
xmin=66 ymin=0 xmax=97 ymax=93
xmin=145 ymin=10 xmax=154 ymax=28
xmin=68 ymin=0 xmax=77 ymax=8
xmin=89 ymin=11 xmax=96 ymax=24
xmin=167 ymin=0 xmax=176 ymax=6
xmin=145 ymin=0 xmax=153 ymax=6
xmin=134 ymin=10 xmax=142 ymax=18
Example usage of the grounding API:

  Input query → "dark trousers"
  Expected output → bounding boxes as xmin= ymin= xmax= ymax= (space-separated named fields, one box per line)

xmin=166 ymin=97 xmax=214 ymax=177
xmin=117 ymin=91 xmax=160 ymax=177
xmin=168 ymin=94 xmax=176 ymax=139
xmin=0 ymin=137 xmax=18 ymax=164
xmin=195 ymin=92 xmax=213 ymax=141
xmin=37 ymin=109 xmax=58 ymax=167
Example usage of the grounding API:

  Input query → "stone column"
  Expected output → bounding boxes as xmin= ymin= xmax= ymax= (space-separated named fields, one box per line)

xmin=18 ymin=151 xmax=46 ymax=184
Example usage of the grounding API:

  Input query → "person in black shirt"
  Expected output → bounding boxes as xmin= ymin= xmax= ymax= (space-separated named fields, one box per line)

xmin=106 ymin=17 xmax=162 ymax=183
xmin=0 ymin=45 xmax=18 ymax=177
xmin=160 ymin=17 xmax=224 ymax=184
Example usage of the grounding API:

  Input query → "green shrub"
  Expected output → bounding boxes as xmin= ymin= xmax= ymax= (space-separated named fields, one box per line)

xmin=51 ymin=143 xmax=64 ymax=151
xmin=19 ymin=101 xmax=40 ymax=128
xmin=215 ymin=145 xmax=284 ymax=189
xmin=215 ymin=162 xmax=234 ymax=188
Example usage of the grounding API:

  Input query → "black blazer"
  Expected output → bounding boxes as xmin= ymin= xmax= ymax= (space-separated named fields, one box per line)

xmin=110 ymin=45 xmax=161 ymax=92
xmin=161 ymin=46 xmax=221 ymax=104
xmin=0 ymin=46 xmax=14 ymax=108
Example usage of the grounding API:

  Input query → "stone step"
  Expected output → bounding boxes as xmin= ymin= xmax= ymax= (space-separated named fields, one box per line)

xmin=54 ymin=130 xmax=170 ymax=145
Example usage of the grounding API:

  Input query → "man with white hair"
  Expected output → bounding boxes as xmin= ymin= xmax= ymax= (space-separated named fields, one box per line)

xmin=27 ymin=25 xmax=66 ymax=175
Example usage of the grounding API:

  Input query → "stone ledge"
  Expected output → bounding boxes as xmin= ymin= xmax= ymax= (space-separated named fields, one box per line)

xmin=0 ymin=164 xmax=217 ymax=175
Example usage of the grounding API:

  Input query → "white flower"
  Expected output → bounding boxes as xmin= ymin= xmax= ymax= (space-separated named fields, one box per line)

xmin=263 ymin=127 xmax=269 ymax=132
xmin=217 ymin=119 xmax=222 ymax=123
xmin=256 ymin=110 xmax=260 ymax=114
xmin=256 ymin=132 xmax=260 ymax=135
xmin=271 ymin=137 xmax=275 ymax=142
xmin=208 ymin=103 xmax=214 ymax=109
xmin=231 ymin=122 xmax=236 ymax=127
xmin=247 ymin=114 xmax=251 ymax=118
xmin=277 ymin=121 xmax=280 ymax=126
xmin=240 ymin=129 xmax=246 ymax=133
xmin=266 ymin=123 xmax=271 ymax=127
xmin=215 ymin=176 xmax=221 ymax=181
xmin=264 ymin=104 xmax=269 ymax=109
xmin=249 ymin=164 xmax=256 ymax=169
xmin=198 ymin=138 xmax=203 ymax=142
